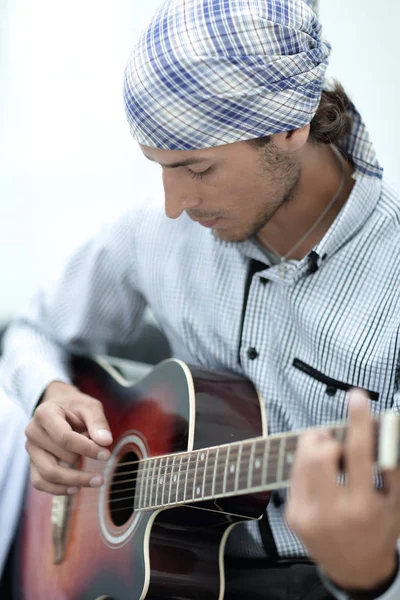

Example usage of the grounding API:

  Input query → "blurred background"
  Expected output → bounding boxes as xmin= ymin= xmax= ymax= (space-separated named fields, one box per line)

xmin=0 ymin=0 xmax=399 ymax=329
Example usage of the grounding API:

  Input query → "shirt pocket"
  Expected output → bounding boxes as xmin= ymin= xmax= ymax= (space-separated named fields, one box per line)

xmin=293 ymin=358 xmax=380 ymax=402
xmin=287 ymin=357 xmax=385 ymax=427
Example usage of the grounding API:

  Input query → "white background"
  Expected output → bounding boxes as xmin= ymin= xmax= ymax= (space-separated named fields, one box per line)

xmin=1 ymin=0 xmax=399 ymax=325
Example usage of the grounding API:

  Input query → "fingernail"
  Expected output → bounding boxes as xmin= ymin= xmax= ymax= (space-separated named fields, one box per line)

xmin=96 ymin=429 xmax=113 ymax=443
xmin=67 ymin=487 xmax=79 ymax=494
xmin=90 ymin=476 xmax=103 ymax=488
xmin=97 ymin=449 xmax=111 ymax=461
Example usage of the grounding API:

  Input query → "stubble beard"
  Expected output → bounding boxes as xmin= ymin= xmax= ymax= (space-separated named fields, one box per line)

xmin=214 ymin=151 xmax=301 ymax=244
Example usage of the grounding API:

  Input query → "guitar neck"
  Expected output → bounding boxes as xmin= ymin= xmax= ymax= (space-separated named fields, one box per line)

xmin=135 ymin=414 xmax=400 ymax=511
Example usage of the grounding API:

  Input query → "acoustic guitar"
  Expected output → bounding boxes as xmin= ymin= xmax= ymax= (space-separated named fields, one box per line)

xmin=16 ymin=355 xmax=399 ymax=599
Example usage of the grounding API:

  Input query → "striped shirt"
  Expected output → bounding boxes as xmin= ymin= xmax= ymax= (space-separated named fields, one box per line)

xmin=2 ymin=149 xmax=400 ymax=599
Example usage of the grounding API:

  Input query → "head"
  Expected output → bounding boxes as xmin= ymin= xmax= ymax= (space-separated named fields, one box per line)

xmin=140 ymin=83 xmax=352 ymax=242
xmin=124 ymin=0 xmax=347 ymax=241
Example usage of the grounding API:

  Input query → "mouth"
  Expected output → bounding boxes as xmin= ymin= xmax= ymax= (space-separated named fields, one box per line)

xmin=192 ymin=217 xmax=222 ymax=228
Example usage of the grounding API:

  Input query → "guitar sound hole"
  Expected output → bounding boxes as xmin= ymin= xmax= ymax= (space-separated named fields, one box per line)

xmin=109 ymin=451 xmax=138 ymax=527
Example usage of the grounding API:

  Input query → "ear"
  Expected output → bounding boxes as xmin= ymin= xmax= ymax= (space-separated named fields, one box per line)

xmin=271 ymin=124 xmax=310 ymax=152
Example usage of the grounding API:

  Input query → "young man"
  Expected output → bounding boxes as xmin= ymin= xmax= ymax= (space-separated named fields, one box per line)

xmin=1 ymin=0 xmax=400 ymax=598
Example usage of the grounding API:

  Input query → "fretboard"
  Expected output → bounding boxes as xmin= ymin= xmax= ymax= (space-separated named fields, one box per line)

xmin=135 ymin=432 xmax=298 ymax=511
xmin=133 ymin=418 xmax=395 ymax=511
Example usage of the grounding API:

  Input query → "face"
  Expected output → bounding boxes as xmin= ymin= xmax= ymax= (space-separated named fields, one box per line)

xmin=140 ymin=139 xmax=301 ymax=243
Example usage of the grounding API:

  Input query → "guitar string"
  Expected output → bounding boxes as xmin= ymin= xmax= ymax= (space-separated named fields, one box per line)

xmin=61 ymin=464 xmax=292 ymax=519
xmin=70 ymin=441 xmax=295 ymax=472
xmin=62 ymin=449 xmax=369 ymax=517
xmin=69 ymin=461 xmax=291 ymax=502
xmin=90 ymin=420 xmax=350 ymax=472
xmin=107 ymin=455 xmax=292 ymax=489
xmin=93 ymin=438 xmax=299 ymax=482
xmin=66 ymin=445 xmax=295 ymax=491
xmin=64 ymin=483 xmax=288 ymax=520
xmin=102 ymin=443 xmax=291 ymax=468
xmin=65 ymin=496 xmax=270 ymax=521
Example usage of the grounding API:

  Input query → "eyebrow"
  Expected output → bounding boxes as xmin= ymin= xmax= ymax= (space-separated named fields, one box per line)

xmin=143 ymin=154 xmax=209 ymax=168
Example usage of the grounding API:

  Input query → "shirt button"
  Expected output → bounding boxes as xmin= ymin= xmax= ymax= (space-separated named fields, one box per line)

xmin=326 ymin=386 xmax=337 ymax=397
xmin=247 ymin=347 xmax=259 ymax=360
xmin=260 ymin=277 xmax=268 ymax=285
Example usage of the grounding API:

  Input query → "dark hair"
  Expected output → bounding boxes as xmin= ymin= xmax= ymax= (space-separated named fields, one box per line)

xmin=248 ymin=81 xmax=353 ymax=149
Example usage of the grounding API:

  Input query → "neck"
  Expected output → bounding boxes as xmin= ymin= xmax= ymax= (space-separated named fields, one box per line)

xmin=134 ymin=413 xmax=400 ymax=512
xmin=257 ymin=144 xmax=355 ymax=260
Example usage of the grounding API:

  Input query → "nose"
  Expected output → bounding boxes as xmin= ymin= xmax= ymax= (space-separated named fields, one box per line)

xmin=162 ymin=169 xmax=201 ymax=219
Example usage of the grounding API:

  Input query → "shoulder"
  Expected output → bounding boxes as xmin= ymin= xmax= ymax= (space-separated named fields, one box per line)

xmin=376 ymin=180 xmax=400 ymax=227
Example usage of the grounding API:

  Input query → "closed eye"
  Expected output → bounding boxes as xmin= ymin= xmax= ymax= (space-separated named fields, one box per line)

xmin=187 ymin=167 xmax=213 ymax=180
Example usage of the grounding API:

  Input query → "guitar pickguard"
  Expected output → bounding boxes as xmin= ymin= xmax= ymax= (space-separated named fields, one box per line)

xmin=51 ymin=494 xmax=72 ymax=564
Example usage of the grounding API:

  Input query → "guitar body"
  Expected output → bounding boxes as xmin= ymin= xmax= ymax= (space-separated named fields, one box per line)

xmin=16 ymin=357 xmax=269 ymax=600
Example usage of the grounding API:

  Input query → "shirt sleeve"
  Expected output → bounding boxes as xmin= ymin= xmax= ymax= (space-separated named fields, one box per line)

xmin=0 ymin=389 xmax=29 ymax=577
xmin=0 ymin=210 xmax=147 ymax=415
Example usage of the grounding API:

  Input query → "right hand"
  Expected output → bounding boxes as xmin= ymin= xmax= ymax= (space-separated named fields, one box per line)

xmin=25 ymin=381 xmax=113 ymax=495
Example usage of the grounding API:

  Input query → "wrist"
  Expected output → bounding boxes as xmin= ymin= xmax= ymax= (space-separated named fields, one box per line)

xmin=328 ymin=552 xmax=398 ymax=600
xmin=40 ymin=381 xmax=78 ymax=404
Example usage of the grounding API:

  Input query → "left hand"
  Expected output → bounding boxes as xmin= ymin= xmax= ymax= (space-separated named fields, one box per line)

xmin=285 ymin=389 xmax=400 ymax=591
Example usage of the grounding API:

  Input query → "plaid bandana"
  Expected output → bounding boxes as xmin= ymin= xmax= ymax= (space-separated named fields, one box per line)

xmin=124 ymin=0 xmax=382 ymax=178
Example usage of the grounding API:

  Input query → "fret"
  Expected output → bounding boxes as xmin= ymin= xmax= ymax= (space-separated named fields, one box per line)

xmin=223 ymin=446 xmax=231 ymax=493
xmin=168 ymin=455 xmax=176 ymax=505
xmin=252 ymin=439 xmax=266 ymax=488
xmin=192 ymin=450 xmax=206 ymax=500
xmin=155 ymin=457 xmax=163 ymax=507
xmin=191 ymin=451 xmax=200 ymax=500
xmin=175 ymin=454 xmax=184 ymax=504
xmin=234 ymin=442 xmax=242 ymax=492
xmin=212 ymin=447 xmax=224 ymax=496
xmin=277 ymin=438 xmax=286 ymax=483
xmin=137 ymin=461 xmax=146 ymax=510
xmin=204 ymin=448 xmax=217 ymax=498
xmin=185 ymin=452 xmax=197 ymax=502
xmin=225 ymin=444 xmax=239 ymax=494
xmin=200 ymin=449 xmax=209 ymax=498
xmin=261 ymin=438 xmax=270 ymax=487
xmin=142 ymin=459 xmax=150 ymax=509
xmin=148 ymin=458 xmax=157 ymax=508
xmin=136 ymin=461 xmax=143 ymax=509
xmin=238 ymin=441 xmax=252 ymax=491
xmin=266 ymin=438 xmax=281 ymax=486
xmin=247 ymin=440 xmax=256 ymax=489
xmin=183 ymin=454 xmax=191 ymax=502
xmin=214 ymin=446 xmax=228 ymax=496
xmin=174 ymin=454 xmax=184 ymax=505
xmin=161 ymin=456 xmax=169 ymax=506
xmin=282 ymin=437 xmax=297 ymax=481
xmin=177 ymin=454 xmax=189 ymax=503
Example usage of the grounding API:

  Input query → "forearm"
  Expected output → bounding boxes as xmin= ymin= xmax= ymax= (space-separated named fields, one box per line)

xmin=0 ymin=212 xmax=147 ymax=416
xmin=0 ymin=316 xmax=72 ymax=415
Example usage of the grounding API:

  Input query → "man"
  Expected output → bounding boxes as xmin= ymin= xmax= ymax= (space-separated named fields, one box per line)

xmin=1 ymin=0 xmax=400 ymax=598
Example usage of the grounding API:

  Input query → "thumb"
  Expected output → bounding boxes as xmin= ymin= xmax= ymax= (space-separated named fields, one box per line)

xmin=92 ymin=427 xmax=113 ymax=446
xmin=78 ymin=401 xmax=113 ymax=447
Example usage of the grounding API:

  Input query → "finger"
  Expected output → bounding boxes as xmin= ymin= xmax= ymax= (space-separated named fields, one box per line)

xmin=345 ymin=389 xmax=374 ymax=496
xmin=73 ymin=397 xmax=113 ymax=447
xmin=30 ymin=464 xmax=77 ymax=496
xmin=25 ymin=423 xmax=78 ymax=465
xmin=29 ymin=445 xmax=104 ymax=489
xmin=290 ymin=429 xmax=341 ymax=501
xmin=33 ymin=405 xmax=111 ymax=461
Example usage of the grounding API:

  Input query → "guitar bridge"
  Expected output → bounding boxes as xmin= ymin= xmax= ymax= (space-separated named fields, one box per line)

xmin=51 ymin=494 xmax=72 ymax=564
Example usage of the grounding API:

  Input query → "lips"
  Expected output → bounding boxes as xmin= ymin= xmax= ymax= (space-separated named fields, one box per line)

xmin=194 ymin=217 xmax=221 ymax=228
